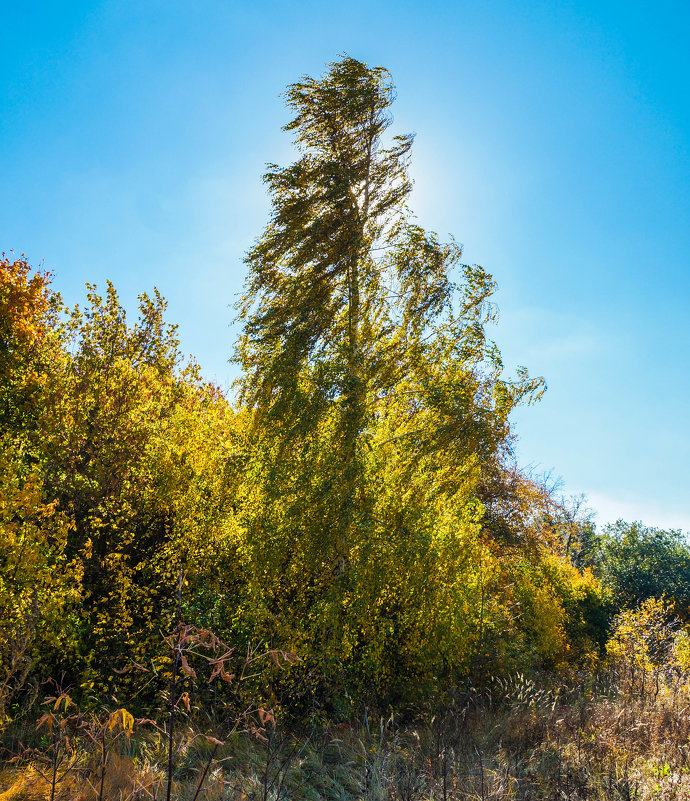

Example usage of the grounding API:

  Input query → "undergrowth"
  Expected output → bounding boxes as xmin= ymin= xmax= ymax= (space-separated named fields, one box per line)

xmin=3 ymin=599 xmax=690 ymax=800
xmin=4 ymin=673 xmax=690 ymax=800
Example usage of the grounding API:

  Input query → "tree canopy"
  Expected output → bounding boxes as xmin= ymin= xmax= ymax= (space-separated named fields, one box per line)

xmin=592 ymin=521 xmax=690 ymax=613
xmin=0 ymin=58 xmax=623 ymax=718
xmin=232 ymin=57 xmax=597 ymax=703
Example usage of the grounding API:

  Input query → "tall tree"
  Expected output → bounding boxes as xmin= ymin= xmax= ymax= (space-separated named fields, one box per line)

xmin=237 ymin=57 xmax=410 ymax=418
xmin=235 ymin=57 xmax=555 ymax=700
xmin=237 ymin=57 xmax=413 ymax=567
xmin=237 ymin=56 xmax=541 ymax=567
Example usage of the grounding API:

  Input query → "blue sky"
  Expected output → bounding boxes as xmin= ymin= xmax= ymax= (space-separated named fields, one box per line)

xmin=2 ymin=0 xmax=689 ymax=531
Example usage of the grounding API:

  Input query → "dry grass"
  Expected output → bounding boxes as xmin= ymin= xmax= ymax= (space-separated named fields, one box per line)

xmin=4 ymin=674 xmax=690 ymax=800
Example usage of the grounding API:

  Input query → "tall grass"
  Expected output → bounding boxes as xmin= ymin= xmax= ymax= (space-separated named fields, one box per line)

xmin=4 ymin=670 xmax=690 ymax=800
xmin=4 ymin=599 xmax=690 ymax=799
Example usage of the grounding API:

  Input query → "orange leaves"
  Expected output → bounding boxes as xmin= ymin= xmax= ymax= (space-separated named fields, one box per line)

xmin=166 ymin=624 xmax=249 ymax=688
xmin=135 ymin=717 xmax=163 ymax=733
xmin=0 ymin=254 xmax=53 ymax=360
xmin=0 ymin=255 xmax=60 ymax=434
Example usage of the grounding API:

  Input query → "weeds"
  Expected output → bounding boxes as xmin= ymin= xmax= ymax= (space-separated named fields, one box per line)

xmin=4 ymin=682 xmax=690 ymax=800
xmin=4 ymin=600 xmax=690 ymax=799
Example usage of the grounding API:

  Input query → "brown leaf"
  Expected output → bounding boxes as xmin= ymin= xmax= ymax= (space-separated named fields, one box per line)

xmin=180 ymin=654 xmax=197 ymax=678
xmin=220 ymin=667 xmax=235 ymax=684
xmin=208 ymin=662 xmax=223 ymax=683
xmin=36 ymin=713 xmax=53 ymax=732
xmin=248 ymin=724 xmax=268 ymax=743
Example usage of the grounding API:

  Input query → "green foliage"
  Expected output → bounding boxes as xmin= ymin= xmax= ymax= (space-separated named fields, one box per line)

xmin=4 ymin=57 xmax=690 ymax=801
xmin=31 ymin=283 xmax=197 ymax=691
xmin=592 ymin=520 xmax=690 ymax=613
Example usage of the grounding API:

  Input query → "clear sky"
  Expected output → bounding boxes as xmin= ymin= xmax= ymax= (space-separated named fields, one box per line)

xmin=2 ymin=0 xmax=689 ymax=532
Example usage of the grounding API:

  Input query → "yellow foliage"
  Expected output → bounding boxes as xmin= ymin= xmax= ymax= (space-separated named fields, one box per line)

xmin=607 ymin=597 xmax=676 ymax=697
xmin=673 ymin=627 xmax=690 ymax=673
xmin=0 ymin=251 xmax=609 ymax=709
xmin=108 ymin=708 xmax=134 ymax=733
xmin=0 ymin=449 xmax=81 ymax=722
